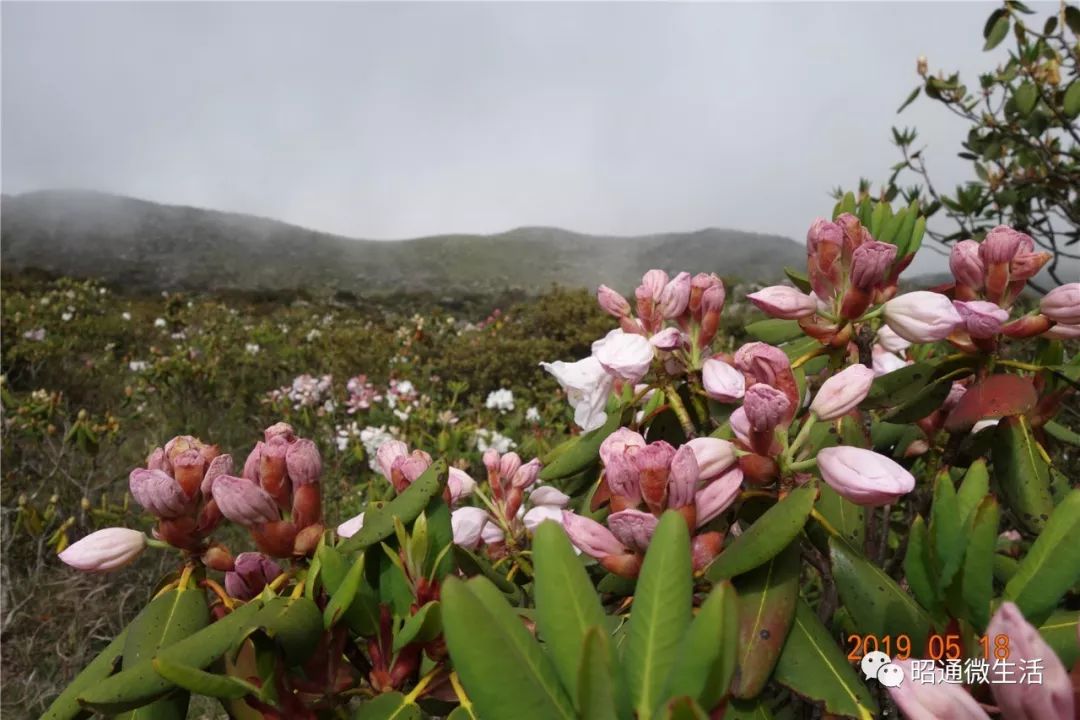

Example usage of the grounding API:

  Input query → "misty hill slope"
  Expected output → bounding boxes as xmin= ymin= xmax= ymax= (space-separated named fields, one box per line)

xmin=0 ymin=190 xmax=806 ymax=293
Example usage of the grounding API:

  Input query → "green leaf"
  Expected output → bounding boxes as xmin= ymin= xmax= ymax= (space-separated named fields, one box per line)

xmin=532 ymin=521 xmax=614 ymax=708
xmin=442 ymin=576 xmax=575 ymax=720
xmin=955 ymin=459 xmax=990 ymax=526
xmin=903 ymin=515 xmax=939 ymax=612
xmin=1004 ymin=489 xmax=1080 ymax=627
xmin=339 ymin=459 xmax=448 ymax=553
xmin=723 ymin=698 xmax=776 ymax=719
xmin=1066 ymin=5 xmax=1080 ymax=34
xmin=150 ymin=659 xmax=259 ymax=700
xmin=426 ymin=497 xmax=456 ymax=579
xmin=1064 ymin=80 xmax=1080 ymax=118
xmin=79 ymin=597 xmax=263 ymax=715
xmin=393 ymin=601 xmax=442 ymax=652
xmin=930 ymin=472 xmax=964 ymax=591
xmin=662 ymin=580 xmax=738 ymax=711
xmin=984 ymin=13 xmax=1010 ymax=50
xmin=114 ymin=586 xmax=210 ymax=719
xmin=774 ymin=600 xmax=878 ymax=720
xmin=783 ymin=267 xmax=812 ymax=293
xmin=253 ymin=597 xmax=323 ymax=666
xmin=993 ymin=416 xmax=1054 ymax=534
xmin=815 ymin=484 xmax=865 ymax=549
xmin=577 ymin=628 xmax=620 ymax=720
xmin=961 ymin=497 xmax=1000 ymax=631
xmin=897 ymin=86 xmax=921 ymax=114
xmin=745 ymin=319 xmax=804 ymax=345
xmin=732 ymin=541 xmax=800 ymax=699
xmin=862 ymin=362 xmax=935 ymax=409
xmin=42 ymin=626 xmax=128 ymax=719
xmin=706 ymin=484 xmax=816 ymax=581
xmin=1044 ymin=419 xmax=1080 ymax=446
xmin=353 ymin=692 xmax=422 ymax=720
xmin=657 ymin=697 xmax=708 ymax=720
xmin=625 ymin=511 xmax=692 ymax=718
xmin=453 ymin=545 xmax=523 ymax=603
xmin=324 ymin=551 xmax=366 ymax=629
xmin=830 ymin=537 xmax=932 ymax=651
xmin=539 ymin=409 xmax=622 ymax=481
xmin=1013 ymin=81 xmax=1038 ymax=114
xmin=1038 ymin=611 xmax=1080 ymax=668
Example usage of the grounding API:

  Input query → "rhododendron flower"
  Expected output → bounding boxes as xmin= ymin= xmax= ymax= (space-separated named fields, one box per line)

xmin=953 ymin=300 xmax=1009 ymax=339
xmin=592 ymin=329 xmax=654 ymax=384
xmin=986 ymin=602 xmax=1075 ymax=720
xmin=451 ymin=507 xmax=490 ymax=549
xmin=540 ymin=356 xmax=613 ymax=432
xmin=596 ymin=284 xmax=631 ymax=318
xmin=694 ymin=466 xmax=743 ymax=526
xmin=817 ymin=447 xmax=914 ymax=506
xmin=742 ymin=384 xmax=791 ymax=432
xmin=212 ymin=476 xmax=280 ymax=527
xmin=58 ymin=528 xmax=147 ymax=573
xmin=886 ymin=659 xmax=991 ymax=720
xmin=225 ymin=552 xmax=282 ymax=600
xmin=702 ymin=358 xmax=745 ymax=402
xmin=884 ymin=291 xmax=961 ymax=342
xmin=683 ymin=437 xmax=737 ymax=481
xmin=849 ymin=241 xmax=897 ymax=290
xmin=810 ymin=364 xmax=875 ymax=420
xmin=747 ymin=285 xmax=818 ymax=319
xmin=875 ymin=325 xmax=911 ymax=353
xmin=872 ymin=348 xmax=909 ymax=377
xmin=1040 ymin=282 xmax=1080 ymax=325
xmin=950 ymin=239 xmax=985 ymax=290
xmin=337 ymin=512 xmax=364 ymax=539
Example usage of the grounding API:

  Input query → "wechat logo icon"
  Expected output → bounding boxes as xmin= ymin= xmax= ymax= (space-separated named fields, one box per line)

xmin=861 ymin=651 xmax=904 ymax=687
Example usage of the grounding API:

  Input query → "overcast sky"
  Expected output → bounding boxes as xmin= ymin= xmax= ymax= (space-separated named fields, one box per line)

xmin=2 ymin=1 xmax=1017 ymax=269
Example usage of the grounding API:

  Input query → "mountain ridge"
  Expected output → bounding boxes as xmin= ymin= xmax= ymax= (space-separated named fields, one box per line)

xmin=1 ymin=189 xmax=808 ymax=294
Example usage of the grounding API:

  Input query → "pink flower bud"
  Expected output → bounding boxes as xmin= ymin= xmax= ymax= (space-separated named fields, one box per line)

xmin=810 ymin=364 xmax=875 ymax=420
xmin=689 ymin=273 xmax=722 ymax=315
xmin=632 ymin=441 xmax=676 ymax=513
xmin=447 ymin=467 xmax=476 ymax=504
xmin=601 ymin=428 xmax=646 ymax=502
xmin=747 ymin=286 xmax=818 ymax=319
xmin=451 ymin=507 xmax=490 ymax=549
xmin=640 ymin=269 xmax=669 ymax=299
xmin=212 ymin=475 xmax=280 ymax=526
xmin=1043 ymin=321 xmax=1080 ymax=340
xmin=600 ymin=428 xmax=647 ymax=465
xmin=511 ymin=458 xmax=542 ymax=490
xmin=129 ymin=468 xmax=190 ymax=518
xmin=528 ymin=485 xmax=570 ymax=508
xmin=58 ymin=527 xmax=147 ymax=573
xmin=171 ymin=449 xmax=206 ymax=498
xmin=658 ymin=272 xmax=692 ymax=318
xmin=649 ymin=327 xmax=683 ymax=350
xmin=523 ymin=505 xmax=564 ymax=532
xmin=592 ymin=329 xmax=655 ymax=384
xmin=702 ymin=358 xmax=745 ymax=402
xmin=950 ymin=240 xmax=985 ymax=289
xmin=806 ymin=218 xmax=843 ymax=253
xmin=695 ymin=467 xmax=743 ymax=526
xmin=1040 ymin=283 xmax=1080 ymax=325
xmin=875 ymin=325 xmax=911 ymax=353
xmin=397 ymin=450 xmax=432 ymax=484
xmin=700 ymin=283 xmax=725 ymax=314
xmin=201 ymin=454 xmax=234 ymax=496
xmin=596 ymin=285 xmax=631 ymax=318
xmin=850 ymin=241 xmax=898 ymax=290
xmin=482 ymin=448 xmax=501 ymax=476
xmin=225 ymin=552 xmax=283 ymax=600
xmin=884 ymin=291 xmax=962 ymax=343
xmin=729 ymin=406 xmax=752 ymax=446
xmin=481 ymin=522 xmax=505 ymax=545
xmin=285 ymin=438 xmax=322 ymax=488
xmin=146 ymin=447 xmax=170 ymax=474
xmin=667 ymin=444 xmax=699 ymax=509
xmin=886 ymin=659 xmax=991 ymax=720
xmin=742 ymin=384 xmax=791 ymax=432
xmin=499 ymin=452 xmax=522 ymax=481
xmin=263 ymin=422 xmax=295 ymax=443
xmin=561 ymin=511 xmax=628 ymax=558
xmin=987 ymin=602 xmax=1074 ymax=720
xmin=684 ymin=437 xmax=737 ymax=481
xmin=1010 ymin=250 xmax=1051 ymax=281
xmin=817 ymin=447 xmax=914 ymax=506
xmin=953 ymin=300 xmax=1010 ymax=339
xmin=979 ymin=225 xmax=1026 ymax=264
xmin=733 ymin=342 xmax=792 ymax=388
xmin=337 ymin=512 xmax=364 ymax=539
xmin=376 ymin=440 xmax=409 ymax=482
xmin=872 ymin=348 xmax=909 ymax=377
xmin=242 ymin=441 xmax=263 ymax=482
xmin=607 ymin=509 xmax=658 ymax=553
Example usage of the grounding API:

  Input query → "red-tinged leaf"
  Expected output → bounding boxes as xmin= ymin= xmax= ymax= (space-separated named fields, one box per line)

xmin=943 ymin=374 xmax=1037 ymax=431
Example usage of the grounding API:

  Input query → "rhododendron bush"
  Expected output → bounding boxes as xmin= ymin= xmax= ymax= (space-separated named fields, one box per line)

xmin=31 ymin=198 xmax=1080 ymax=719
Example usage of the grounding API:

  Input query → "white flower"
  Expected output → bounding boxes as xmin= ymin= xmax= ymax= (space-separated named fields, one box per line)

xmin=245 ymin=343 xmax=261 ymax=355
xmin=306 ymin=328 xmax=322 ymax=342
xmin=393 ymin=409 xmax=410 ymax=422
xmin=871 ymin=349 xmax=908 ymax=377
xmin=61 ymin=312 xmax=73 ymax=322
xmin=451 ymin=507 xmax=491 ymax=549
xmin=875 ymin=325 xmax=911 ymax=353
xmin=485 ymin=388 xmax=515 ymax=412
xmin=129 ymin=360 xmax=149 ymax=372
xmin=591 ymin=329 xmax=654 ymax=384
xmin=121 ymin=312 xmax=132 ymax=321
xmin=540 ymin=356 xmax=613 ymax=432
xmin=337 ymin=512 xmax=365 ymax=538
xmin=525 ymin=406 xmax=541 ymax=423
xmin=474 ymin=428 xmax=516 ymax=454
xmin=359 ymin=425 xmax=398 ymax=471
xmin=154 ymin=318 xmax=167 ymax=328
xmin=23 ymin=328 xmax=46 ymax=342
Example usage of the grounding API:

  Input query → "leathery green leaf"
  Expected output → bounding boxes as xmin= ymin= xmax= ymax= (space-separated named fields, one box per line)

xmin=624 ymin=511 xmax=693 ymax=718
xmin=732 ymin=541 xmax=800 ymax=699
xmin=961 ymin=497 xmax=1000 ymax=631
xmin=1004 ymin=489 xmax=1080 ymax=627
xmin=903 ymin=515 xmax=939 ymax=612
xmin=442 ymin=576 xmax=575 ymax=720
xmin=662 ymin=579 xmax=738 ymax=711
xmin=774 ymin=600 xmax=877 ymax=720
xmin=930 ymin=471 xmax=965 ymax=591
xmin=1038 ymin=611 xmax=1080 ymax=668
xmin=354 ymin=691 xmax=422 ymax=720
xmin=577 ymin=627 xmax=620 ymax=720
xmin=150 ymin=658 xmax=260 ymax=700
xmin=42 ymin=626 xmax=128 ymax=720
xmin=324 ymin=551 xmax=365 ymax=629
xmin=993 ymin=416 xmax=1054 ymax=534
xmin=706 ymin=484 xmax=815 ymax=581
xmin=338 ymin=459 xmax=448 ymax=553
xmin=393 ymin=601 xmax=442 ymax=652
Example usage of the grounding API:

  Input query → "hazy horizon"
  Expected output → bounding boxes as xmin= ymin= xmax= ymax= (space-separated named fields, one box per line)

xmin=2 ymin=1 xmax=1029 ymax=274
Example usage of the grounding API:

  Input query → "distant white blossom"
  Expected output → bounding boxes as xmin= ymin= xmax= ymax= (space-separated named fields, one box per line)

xmin=245 ymin=343 xmax=261 ymax=355
xmin=485 ymin=389 xmax=515 ymax=413
xmin=525 ymin=406 xmax=541 ymax=423
xmin=121 ymin=312 xmax=132 ymax=321
xmin=359 ymin=425 xmax=398 ymax=471
xmin=23 ymin=328 xmax=46 ymax=342
xmin=306 ymin=329 xmax=322 ymax=342
xmin=129 ymin=360 xmax=149 ymax=372
xmin=154 ymin=318 xmax=167 ymax=328
xmin=475 ymin=428 xmax=516 ymax=454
